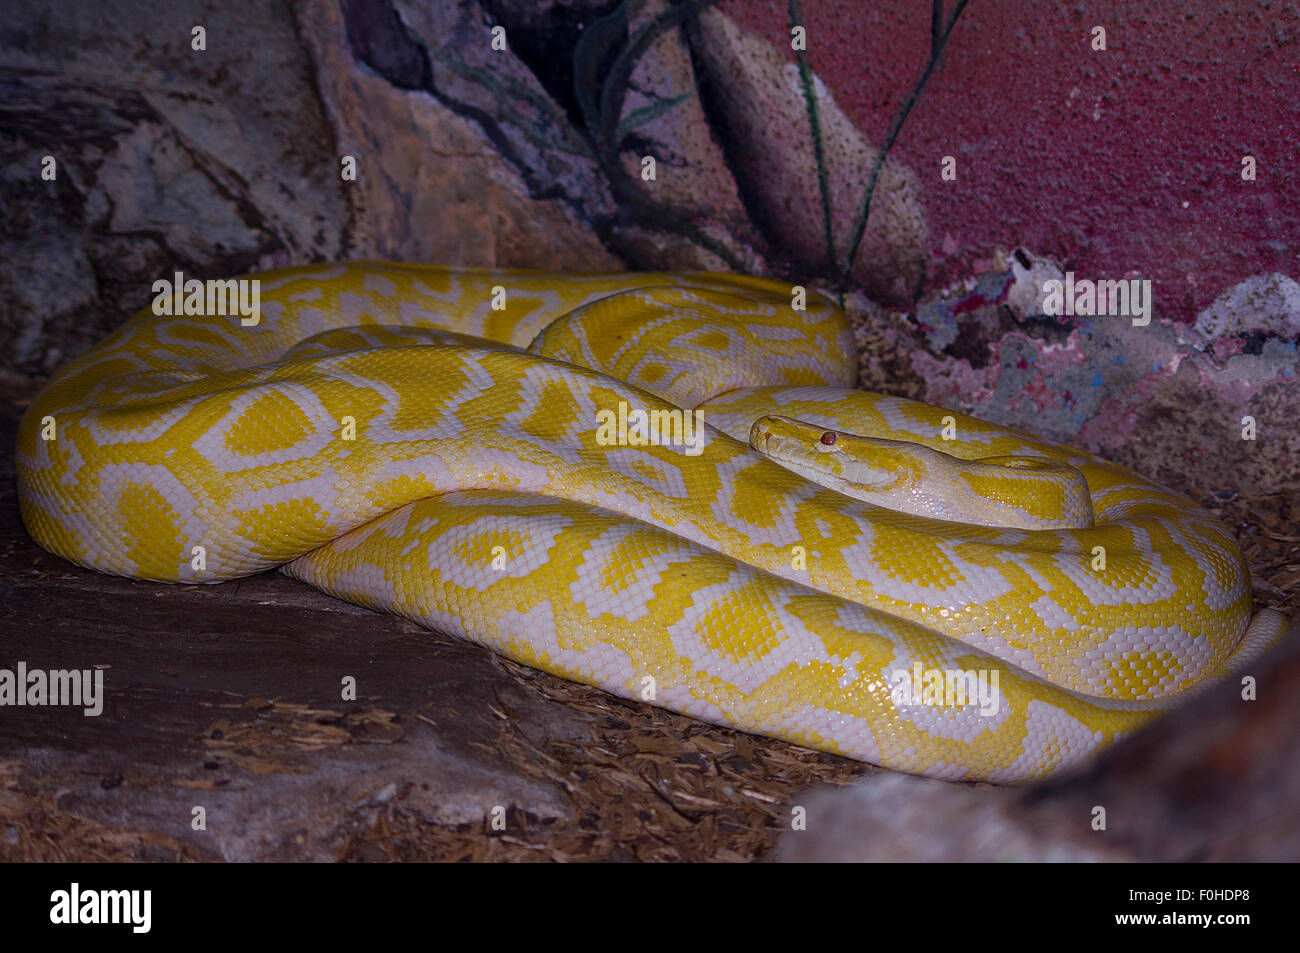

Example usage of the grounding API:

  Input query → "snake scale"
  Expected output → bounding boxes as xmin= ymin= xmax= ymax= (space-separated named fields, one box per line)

xmin=16 ymin=262 xmax=1288 ymax=783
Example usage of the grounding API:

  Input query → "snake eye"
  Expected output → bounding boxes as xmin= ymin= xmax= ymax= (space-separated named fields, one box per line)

xmin=820 ymin=431 xmax=837 ymax=446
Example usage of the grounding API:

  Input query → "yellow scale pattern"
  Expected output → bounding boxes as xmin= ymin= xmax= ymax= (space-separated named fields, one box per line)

xmin=15 ymin=261 xmax=1289 ymax=783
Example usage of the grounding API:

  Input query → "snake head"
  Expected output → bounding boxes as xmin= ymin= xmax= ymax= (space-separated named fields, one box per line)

xmin=749 ymin=415 xmax=1094 ymax=529
xmin=749 ymin=415 xmax=905 ymax=491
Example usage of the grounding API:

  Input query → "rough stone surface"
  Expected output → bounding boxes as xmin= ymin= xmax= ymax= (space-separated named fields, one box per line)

xmin=1192 ymin=273 xmax=1300 ymax=343
xmin=0 ymin=0 xmax=346 ymax=375
xmin=301 ymin=0 xmax=622 ymax=269
xmin=395 ymin=0 xmax=767 ymax=272
xmin=893 ymin=253 xmax=1300 ymax=497
xmin=687 ymin=6 xmax=928 ymax=306
xmin=612 ymin=0 xmax=765 ymax=270
xmin=0 ymin=0 xmax=631 ymax=382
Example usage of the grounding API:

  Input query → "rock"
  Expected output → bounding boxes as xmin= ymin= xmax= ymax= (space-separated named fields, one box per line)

xmin=93 ymin=123 xmax=269 ymax=264
xmin=385 ymin=0 xmax=614 ymax=217
xmin=901 ymin=254 xmax=1300 ymax=498
xmin=686 ymin=6 xmax=928 ymax=306
xmin=301 ymin=0 xmax=622 ymax=269
xmin=0 ymin=0 xmax=636 ymax=381
xmin=396 ymin=0 xmax=763 ymax=272
xmin=0 ymin=0 xmax=345 ymax=375
xmin=610 ymin=0 xmax=764 ymax=270
xmin=1192 ymin=273 xmax=1300 ymax=342
xmin=1003 ymin=250 xmax=1066 ymax=320
xmin=776 ymin=774 xmax=1110 ymax=862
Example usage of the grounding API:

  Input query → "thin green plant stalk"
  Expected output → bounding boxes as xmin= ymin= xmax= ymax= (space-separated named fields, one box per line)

xmin=836 ymin=0 xmax=972 ymax=294
xmin=789 ymin=0 xmax=837 ymax=279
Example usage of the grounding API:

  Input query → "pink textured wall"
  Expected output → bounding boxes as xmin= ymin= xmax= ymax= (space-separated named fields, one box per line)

xmin=724 ymin=0 xmax=1300 ymax=320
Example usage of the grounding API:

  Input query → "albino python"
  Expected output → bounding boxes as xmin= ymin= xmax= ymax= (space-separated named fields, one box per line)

xmin=16 ymin=262 xmax=1288 ymax=783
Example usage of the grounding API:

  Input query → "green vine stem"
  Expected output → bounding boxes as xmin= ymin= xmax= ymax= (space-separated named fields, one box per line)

xmin=835 ymin=0 xmax=972 ymax=294
xmin=788 ymin=0 xmax=836 ymax=277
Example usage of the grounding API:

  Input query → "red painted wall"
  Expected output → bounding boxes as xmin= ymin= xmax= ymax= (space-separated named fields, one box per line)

xmin=724 ymin=0 xmax=1300 ymax=320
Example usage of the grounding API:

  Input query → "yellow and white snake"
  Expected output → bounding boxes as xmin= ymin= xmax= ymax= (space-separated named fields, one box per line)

xmin=16 ymin=262 xmax=1288 ymax=783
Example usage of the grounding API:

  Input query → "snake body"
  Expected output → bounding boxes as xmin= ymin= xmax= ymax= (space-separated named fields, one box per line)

xmin=16 ymin=262 xmax=1287 ymax=783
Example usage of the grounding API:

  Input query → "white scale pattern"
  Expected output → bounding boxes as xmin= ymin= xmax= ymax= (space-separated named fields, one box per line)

xmin=14 ymin=263 xmax=1289 ymax=784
